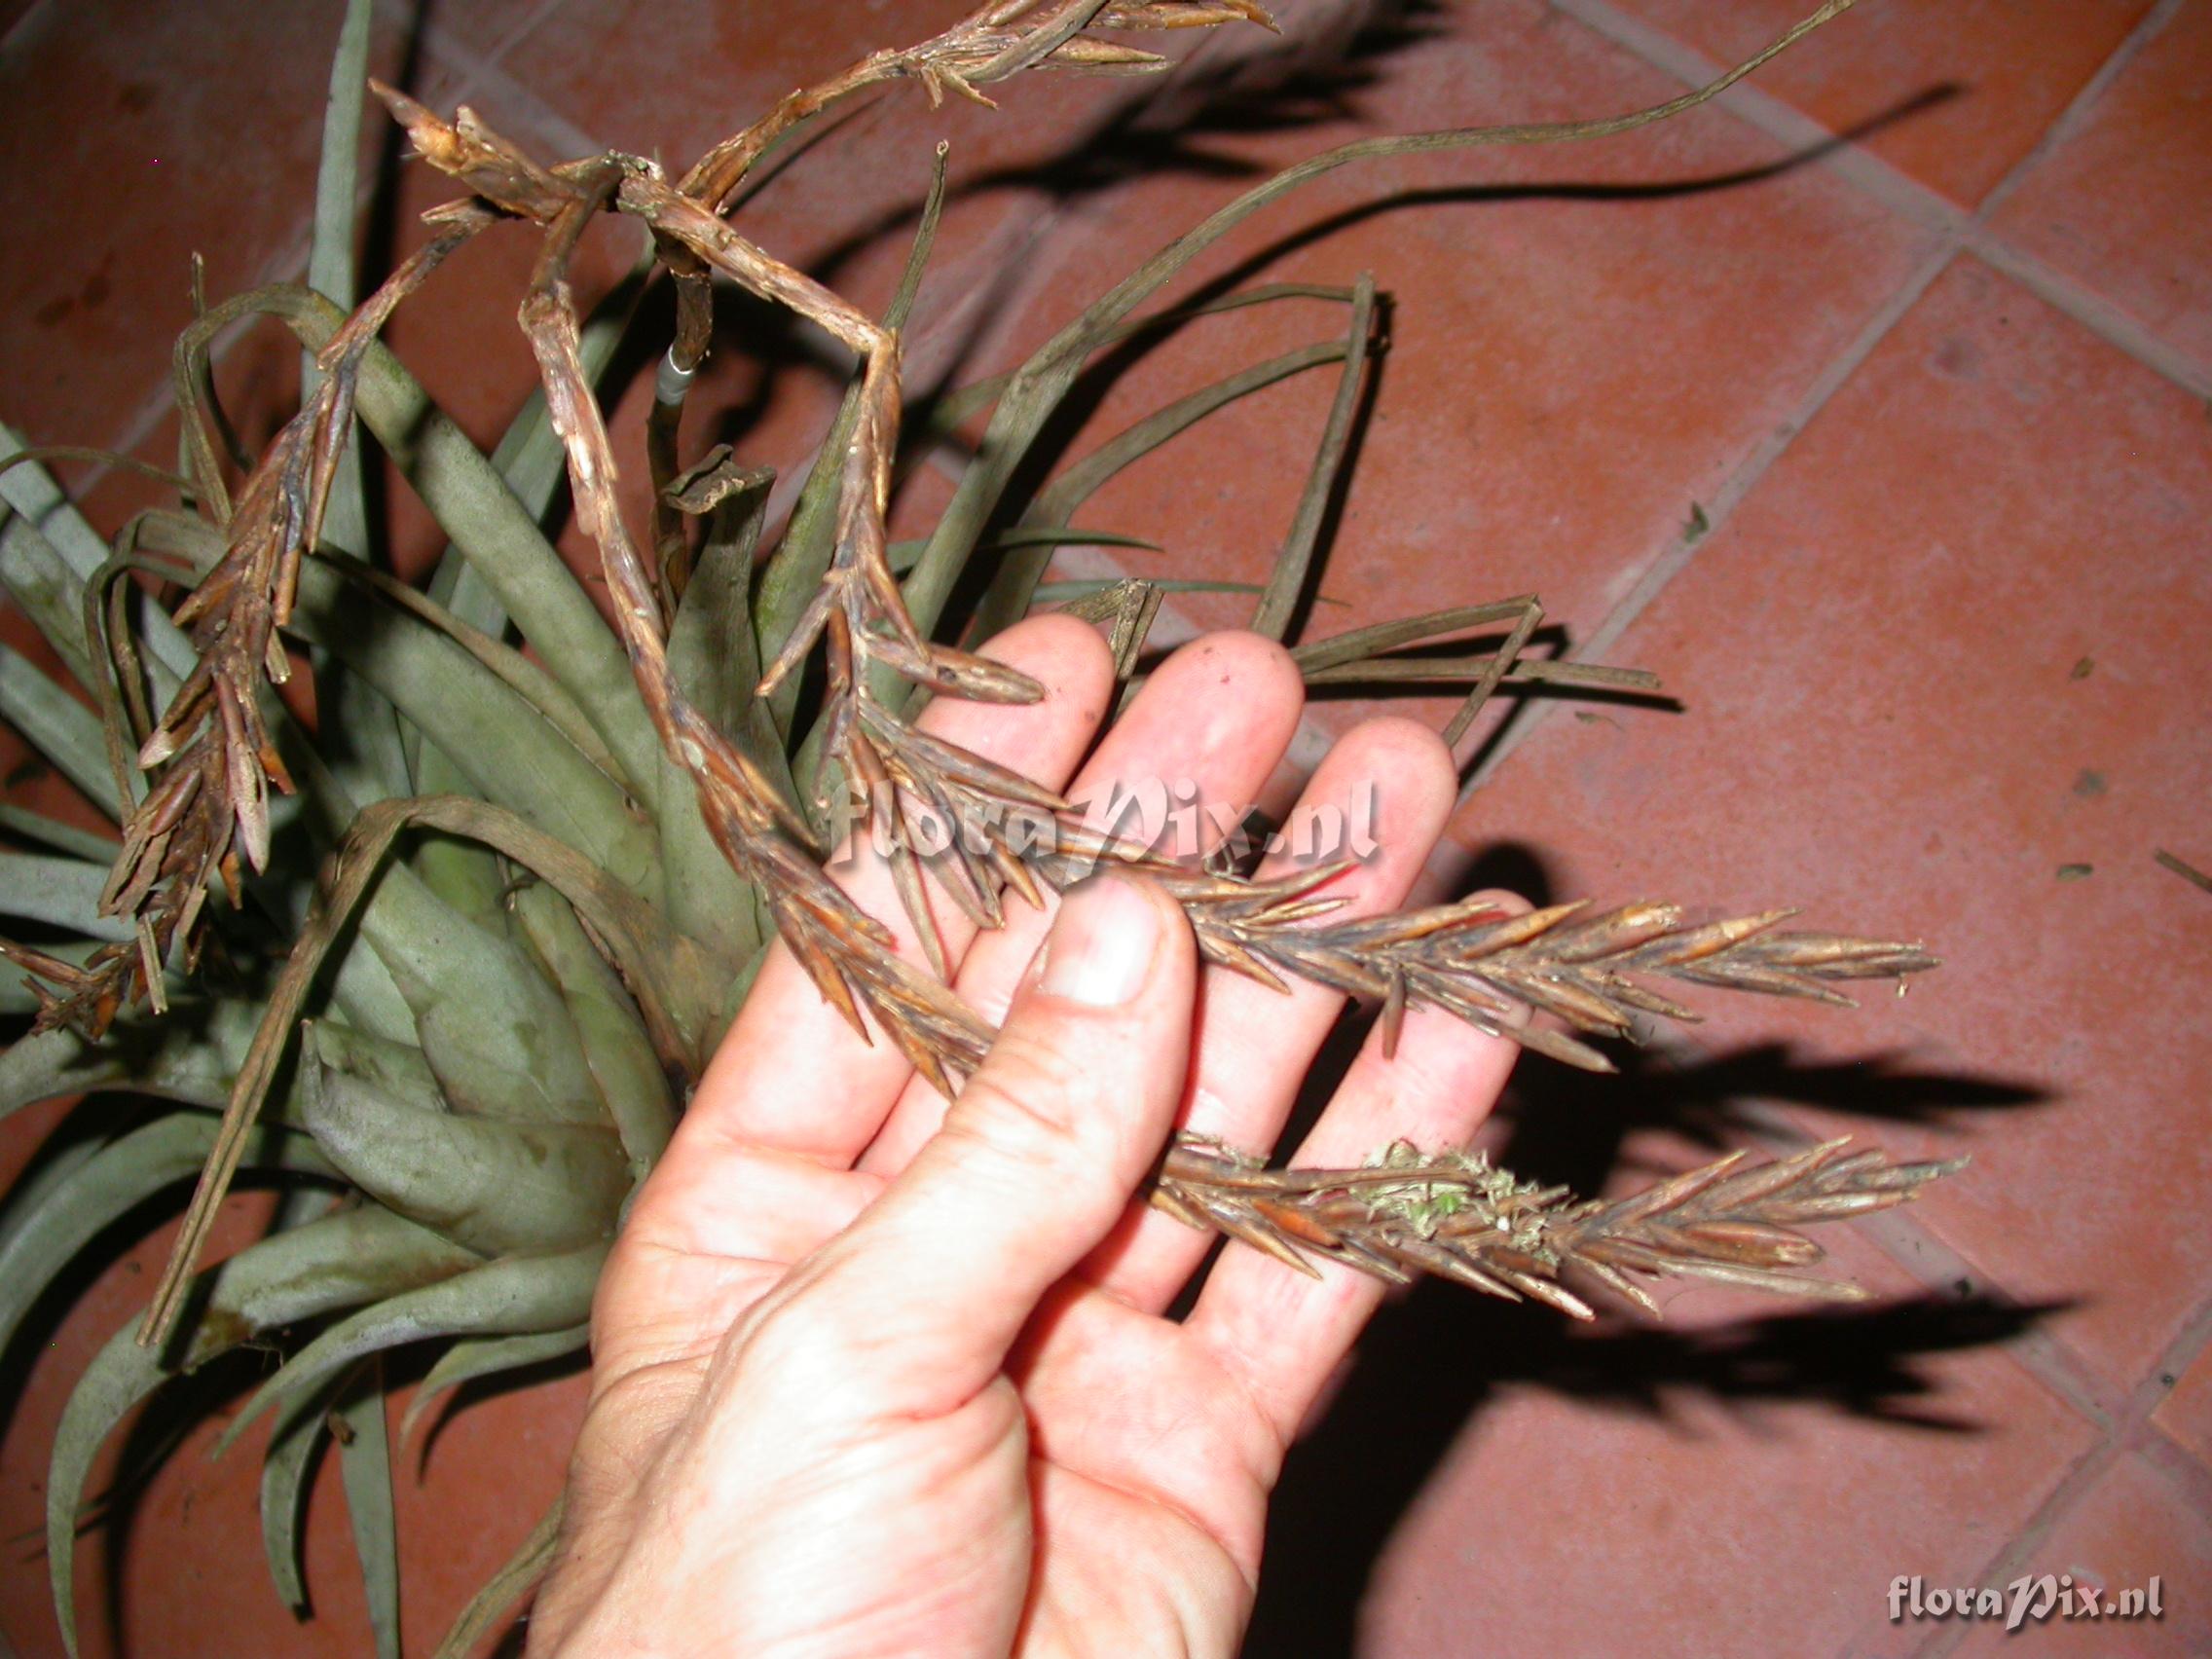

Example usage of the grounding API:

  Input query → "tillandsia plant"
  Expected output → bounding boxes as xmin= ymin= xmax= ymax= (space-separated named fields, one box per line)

xmin=0 ymin=0 xmax=1967 ymax=1652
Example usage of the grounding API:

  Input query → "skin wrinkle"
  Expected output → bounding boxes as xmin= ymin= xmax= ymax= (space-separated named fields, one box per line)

xmin=1077 ymin=714 xmax=1459 ymax=1309
xmin=533 ymin=628 xmax=1518 ymax=1658
xmin=1011 ymin=1284 xmax=1279 ymax=1540
xmin=685 ymin=612 xmax=1115 ymax=1168
xmin=862 ymin=631 xmax=1304 ymax=1173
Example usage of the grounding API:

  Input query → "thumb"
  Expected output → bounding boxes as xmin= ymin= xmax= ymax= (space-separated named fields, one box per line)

xmin=757 ymin=871 xmax=1196 ymax=1415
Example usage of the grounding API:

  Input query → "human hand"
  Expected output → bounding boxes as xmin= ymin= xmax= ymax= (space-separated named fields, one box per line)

xmin=528 ymin=618 xmax=1523 ymax=1657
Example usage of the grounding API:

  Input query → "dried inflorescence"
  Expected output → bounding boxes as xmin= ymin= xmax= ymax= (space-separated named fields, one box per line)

xmin=1161 ymin=1135 xmax=1966 ymax=1318
xmin=0 ymin=7 xmax=1984 ymax=1650
xmin=14 ymin=0 xmax=1954 ymax=1333
xmin=12 ymin=207 xmax=493 ymax=1035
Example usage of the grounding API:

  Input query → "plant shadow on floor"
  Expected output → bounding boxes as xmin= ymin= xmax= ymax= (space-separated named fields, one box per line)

xmin=1239 ymin=842 xmax=2050 ymax=1655
xmin=6 ymin=6 xmax=1983 ymax=1652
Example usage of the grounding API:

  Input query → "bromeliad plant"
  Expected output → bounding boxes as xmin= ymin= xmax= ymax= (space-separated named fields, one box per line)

xmin=0 ymin=0 xmax=1961 ymax=1652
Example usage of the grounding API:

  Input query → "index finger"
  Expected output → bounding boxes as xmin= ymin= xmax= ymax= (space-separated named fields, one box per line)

xmin=661 ymin=613 xmax=1116 ymax=1179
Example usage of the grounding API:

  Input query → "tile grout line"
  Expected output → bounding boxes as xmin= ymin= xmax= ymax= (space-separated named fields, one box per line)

xmin=1909 ymin=1287 xmax=2212 ymax=1659
xmin=1740 ymin=0 xmax=2212 ymax=401
xmin=1702 ymin=1093 xmax=2126 ymax=1429
xmin=1454 ymin=0 xmax=1956 ymax=798
xmin=1563 ymin=0 xmax=2212 ymax=1607
xmin=1478 ymin=0 xmax=2208 ymax=814
xmin=1968 ymin=235 xmax=2212 ymax=400
xmin=1973 ymin=0 xmax=2184 ymax=222
xmin=418 ymin=0 xmax=2205 ymax=1631
xmin=1559 ymin=0 xmax=2207 ymax=387
xmin=1906 ymin=1433 xmax=2123 ymax=1659
xmin=1496 ymin=230 xmax=1951 ymax=728
xmin=1501 ymin=8 xmax=2212 ymax=1619
xmin=1083 ymin=0 xmax=2209 ymax=835
xmin=1552 ymin=0 xmax=2193 ymax=313
xmin=2137 ymin=1419 xmax=2212 ymax=1520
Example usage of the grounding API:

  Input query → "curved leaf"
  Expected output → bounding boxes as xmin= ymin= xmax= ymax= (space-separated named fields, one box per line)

xmin=301 ymin=1041 xmax=627 ymax=1256
xmin=0 ymin=507 xmax=100 ymax=691
xmin=0 ymin=643 xmax=119 ymax=819
xmin=0 ymin=470 xmax=482 ymax=1053
xmin=0 ymin=1121 xmax=103 ymax=1231
xmin=0 ymin=431 xmax=198 ymax=706
xmin=49 ymin=1204 xmax=478 ymax=1656
xmin=259 ymin=1371 xmax=345 ymax=1610
xmin=141 ymin=792 xmax=704 ymax=1346
xmin=283 ymin=553 xmax=657 ymax=893
xmin=303 ymin=0 xmax=375 ymax=563
xmin=334 ymin=1358 xmax=401 ymax=1659
xmin=0 ymin=1112 xmax=333 ymax=1362
xmin=307 ymin=0 xmax=421 ymax=820
xmin=0 ymin=998 xmax=261 ymax=1122
xmin=320 ymin=552 xmax=635 ymax=793
xmin=273 ymin=732 xmax=595 ymax=1112
xmin=293 ymin=289 xmax=662 ymax=795
xmin=898 ymin=16 xmax=1843 ymax=651
xmin=0 ymin=850 xmax=129 ymax=942
xmin=1250 ymin=273 xmax=1378 ymax=640
xmin=172 ymin=284 xmax=659 ymax=797
xmin=404 ymin=243 xmax=655 ymax=917
xmin=903 ymin=281 xmax=1357 ymax=458
xmin=509 ymin=878 xmax=676 ymax=1171
xmin=217 ymin=1242 xmax=607 ymax=1456
xmin=255 ymin=1356 xmax=400 ymax=1645
xmin=0 ymin=419 xmax=112 ymax=580
xmin=970 ymin=334 xmax=1352 ymax=648
xmin=657 ymin=470 xmax=776 ymax=968
xmin=307 ymin=1019 xmax=443 ymax=1111
xmin=0 ymin=803 xmax=120 ymax=863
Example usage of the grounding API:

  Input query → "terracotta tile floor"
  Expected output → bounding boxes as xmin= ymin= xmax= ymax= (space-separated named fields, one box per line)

xmin=2 ymin=1 xmax=2208 ymax=1655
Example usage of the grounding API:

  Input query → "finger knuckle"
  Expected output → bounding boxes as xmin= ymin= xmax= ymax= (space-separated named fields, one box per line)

xmin=724 ymin=1290 xmax=845 ymax=1394
xmin=944 ymin=1024 xmax=1106 ymax=1161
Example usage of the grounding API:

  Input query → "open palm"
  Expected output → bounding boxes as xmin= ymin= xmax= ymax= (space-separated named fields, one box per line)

xmin=527 ymin=616 xmax=1520 ymax=1658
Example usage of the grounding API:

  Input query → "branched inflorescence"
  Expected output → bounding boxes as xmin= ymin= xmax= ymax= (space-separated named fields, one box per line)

xmin=1159 ymin=1136 xmax=1965 ymax=1318
xmin=27 ymin=0 xmax=1958 ymax=1320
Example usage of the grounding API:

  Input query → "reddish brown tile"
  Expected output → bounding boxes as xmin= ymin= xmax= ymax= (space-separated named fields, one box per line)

xmin=1344 ymin=1196 xmax=2096 ymax=1659
xmin=1449 ymin=253 xmax=2212 ymax=1393
xmin=421 ymin=0 xmax=562 ymax=67
xmin=0 ymin=1179 xmax=586 ymax=1659
xmin=1990 ymin=0 xmax=2212 ymax=376
xmin=947 ymin=0 xmax=1932 ymax=749
xmin=2151 ymin=1325 xmax=2212 ymax=1468
xmin=1604 ymin=0 xmax=2155 ymax=206
xmin=496 ymin=0 xmax=1142 ymax=284
xmin=0 ymin=1 xmax=422 ymax=455
xmin=8 ymin=7 xmax=2208 ymax=1658
xmin=357 ymin=1 xmax=1229 ymax=609
xmin=1953 ymin=1451 xmax=2212 ymax=1655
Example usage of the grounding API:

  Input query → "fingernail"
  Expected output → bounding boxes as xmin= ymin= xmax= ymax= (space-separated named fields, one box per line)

xmin=1038 ymin=874 xmax=1159 ymax=1008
